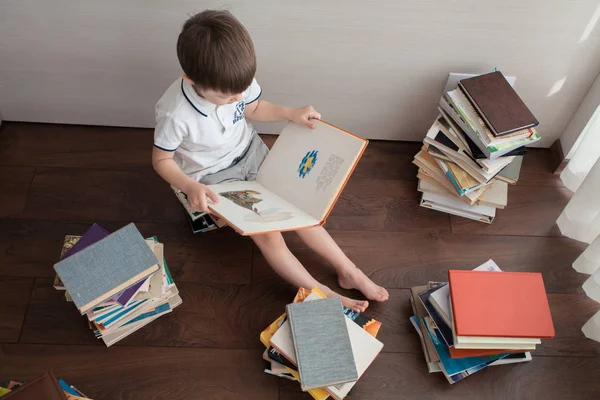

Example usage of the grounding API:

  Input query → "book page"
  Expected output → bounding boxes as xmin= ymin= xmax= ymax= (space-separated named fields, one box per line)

xmin=206 ymin=181 xmax=320 ymax=235
xmin=257 ymin=120 xmax=367 ymax=221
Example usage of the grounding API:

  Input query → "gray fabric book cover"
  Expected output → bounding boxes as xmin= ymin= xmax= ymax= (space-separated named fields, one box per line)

xmin=54 ymin=223 xmax=159 ymax=313
xmin=286 ymin=297 xmax=358 ymax=391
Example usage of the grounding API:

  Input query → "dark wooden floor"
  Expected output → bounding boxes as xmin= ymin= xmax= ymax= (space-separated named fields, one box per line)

xmin=1 ymin=122 xmax=599 ymax=400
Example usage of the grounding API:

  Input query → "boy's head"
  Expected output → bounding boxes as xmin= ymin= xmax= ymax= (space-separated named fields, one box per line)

xmin=177 ymin=10 xmax=256 ymax=105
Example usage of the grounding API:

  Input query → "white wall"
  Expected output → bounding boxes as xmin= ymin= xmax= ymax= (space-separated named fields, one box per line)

xmin=560 ymin=71 xmax=600 ymax=157
xmin=1 ymin=0 xmax=600 ymax=145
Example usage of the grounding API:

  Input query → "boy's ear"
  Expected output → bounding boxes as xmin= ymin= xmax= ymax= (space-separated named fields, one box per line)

xmin=182 ymin=74 xmax=194 ymax=84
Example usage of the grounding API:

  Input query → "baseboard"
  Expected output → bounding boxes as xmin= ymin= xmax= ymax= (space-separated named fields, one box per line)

xmin=549 ymin=139 xmax=569 ymax=175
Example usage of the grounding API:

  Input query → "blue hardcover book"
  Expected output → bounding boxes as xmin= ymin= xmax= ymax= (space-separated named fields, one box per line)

xmin=100 ymin=299 xmax=149 ymax=328
xmin=423 ymin=317 xmax=507 ymax=376
xmin=124 ymin=302 xmax=171 ymax=326
xmin=57 ymin=379 xmax=80 ymax=396
xmin=54 ymin=223 xmax=159 ymax=314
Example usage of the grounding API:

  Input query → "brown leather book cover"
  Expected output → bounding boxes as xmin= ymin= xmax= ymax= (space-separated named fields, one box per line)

xmin=3 ymin=372 xmax=67 ymax=400
xmin=458 ymin=71 xmax=539 ymax=137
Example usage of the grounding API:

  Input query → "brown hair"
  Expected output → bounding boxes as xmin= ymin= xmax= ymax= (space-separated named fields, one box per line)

xmin=177 ymin=10 xmax=256 ymax=94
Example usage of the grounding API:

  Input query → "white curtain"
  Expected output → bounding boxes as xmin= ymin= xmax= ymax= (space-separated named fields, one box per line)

xmin=556 ymin=107 xmax=600 ymax=343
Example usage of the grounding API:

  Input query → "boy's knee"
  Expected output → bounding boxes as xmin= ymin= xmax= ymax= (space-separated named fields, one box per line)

xmin=252 ymin=232 xmax=285 ymax=249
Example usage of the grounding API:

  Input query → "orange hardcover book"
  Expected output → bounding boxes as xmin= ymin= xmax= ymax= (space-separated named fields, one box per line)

xmin=448 ymin=346 xmax=525 ymax=359
xmin=448 ymin=270 xmax=555 ymax=339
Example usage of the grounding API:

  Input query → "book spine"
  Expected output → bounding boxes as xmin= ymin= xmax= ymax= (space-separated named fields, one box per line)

xmin=285 ymin=305 xmax=306 ymax=391
xmin=439 ymin=98 xmax=491 ymax=158
xmin=435 ymin=160 xmax=466 ymax=196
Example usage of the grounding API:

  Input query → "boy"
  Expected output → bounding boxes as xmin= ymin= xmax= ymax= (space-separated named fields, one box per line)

xmin=152 ymin=10 xmax=388 ymax=311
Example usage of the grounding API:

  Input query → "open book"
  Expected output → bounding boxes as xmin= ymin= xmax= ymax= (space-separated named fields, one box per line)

xmin=206 ymin=120 xmax=368 ymax=235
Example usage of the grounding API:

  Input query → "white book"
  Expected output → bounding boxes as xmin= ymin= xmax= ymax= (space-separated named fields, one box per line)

xmin=206 ymin=120 xmax=368 ymax=235
xmin=101 ymin=294 xmax=182 ymax=347
xmin=425 ymin=118 xmax=508 ymax=183
xmin=489 ymin=352 xmax=532 ymax=366
xmin=420 ymin=191 xmax=496 ymax=224
xmin=408 ymin=315 xmax=442 ymax=373
xmin=270 ymin=293 xmax=383 ymax=400
xmin=137 ymin=242 xmax=167 ymax=300
xmin=478 ymin=180 xmax=508 ymax=209
xmin=417 ymin=176 xmax=487 ymax=206
xmin=430 ymin=260 xmax=503 ymax=323
xmin=99 ymin=285 xmax=180 ymax=334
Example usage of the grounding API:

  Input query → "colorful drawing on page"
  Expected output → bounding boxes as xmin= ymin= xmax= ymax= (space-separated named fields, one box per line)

xmin=220 ymin=190 xmax=294 ymax=223
xmin=220 ymin=190 xmax=263 ymax=213
xmin=298 ymin=150 xmax=318 ymax=178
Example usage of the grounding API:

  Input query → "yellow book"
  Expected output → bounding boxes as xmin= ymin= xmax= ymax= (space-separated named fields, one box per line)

xmin=260 ymin=288 xmax=330 ymax=400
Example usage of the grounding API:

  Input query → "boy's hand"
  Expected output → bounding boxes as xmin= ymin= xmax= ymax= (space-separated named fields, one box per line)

xmin=290 ymin=106 xmax=321 ymax=129
xmin=185 ymin=182 xmax=218 ymax=213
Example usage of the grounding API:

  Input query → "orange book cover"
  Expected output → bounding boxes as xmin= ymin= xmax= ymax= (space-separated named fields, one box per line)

xmin=448 ymin=270 xmax=555 ymax=338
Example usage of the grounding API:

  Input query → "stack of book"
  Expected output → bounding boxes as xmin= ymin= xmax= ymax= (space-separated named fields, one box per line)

xmin=414 ymin=71 xmax=540 ymax=223
xmin=0 ymin=371 xmax=90 ymax=399
xmin=410 ymin=260 xmax=555 ymax=384
xmin=260 ymin=288 xmax=383 ymax=399
xmin=53 ymin=223 xmax=182 ymax=347
xmin=173 ymin=188 xmax=227 ymax=234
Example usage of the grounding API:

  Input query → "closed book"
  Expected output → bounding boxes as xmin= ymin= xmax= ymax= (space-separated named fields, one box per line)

xmin=448 ymin=270 xmax=555 ymax=340
xmin=496 ymin=155 xmax=523 ymax=184
xmin=286 ymin=297 xmax=358 ymax=391
xmin=420 ymin=191 xmax=496 ymax=224
xmin=54 ymin=223 xmax=159 ymax=314
xmin=2 ymin=372 xmax=66 ymax=400
xmin=458 ymin=71 xmax=539 ymax=136
xmin=62 ymin=223 xmax=109 ymax=259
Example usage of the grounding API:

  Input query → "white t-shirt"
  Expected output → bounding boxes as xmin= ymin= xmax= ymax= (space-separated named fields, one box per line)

xmin=154 ymin=77 xmax=262 ymax=181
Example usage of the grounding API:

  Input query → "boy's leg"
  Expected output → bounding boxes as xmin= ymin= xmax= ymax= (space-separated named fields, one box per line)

xmin=252 ymin=232 xmax=369 ymax=312
xmin=295 ymin=226 xmax=389 ymax=302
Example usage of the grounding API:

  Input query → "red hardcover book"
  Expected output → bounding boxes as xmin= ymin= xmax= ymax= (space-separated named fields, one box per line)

xmin=448 ymin=270 xmax=555 ymax=339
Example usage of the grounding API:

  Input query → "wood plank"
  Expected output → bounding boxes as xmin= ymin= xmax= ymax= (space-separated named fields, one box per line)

xmin=251 ymin=231 xmax=589 ymax=294
xmin=544 ymin=294 xmax=600 ymax=357
xmin=21 ymin=276 xmax=600 ymax=358
xmin=140 ymin=223 xmax=253 ymax=285
xmin=279 ymin=353 xmax=600 ymax=400
xmin=0 ymin=219 xmax=253 ymax=283
xmin=20 ymin=279 xmax=294 ymax=348
xmin=0 ymin=166 xmax=34 ymax=218
xmin=450 ymin=185 xmax=572 ymax=237
xmin=0 ymin=277 xmax=34 ymax=342
xmin=0 ymin=220 xmax=86 ymax=278
xmin=351 ymin=141 xmax=421 ymax=181
xmin=0 ymin=122 xmax=151 ymax=169
xmin=327 ymin=179 xmax=450 ymax=232
xmin=21 ymin=167 xmax=186 ymax=223
xmin=519 ymin=148 xmax=565 ymax=187
xmin=0 ymin=344 xmax=278 ymax=400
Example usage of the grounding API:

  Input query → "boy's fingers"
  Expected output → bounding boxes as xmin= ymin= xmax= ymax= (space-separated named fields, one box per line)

xmin=205 ymin=188 xmax=219 ymax=203
xmin=199 ymin=197 xmax=208 ymax=213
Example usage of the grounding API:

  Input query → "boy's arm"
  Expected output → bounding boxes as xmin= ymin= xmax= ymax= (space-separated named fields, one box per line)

xmin=244 ymin=100 xmax=321 ymax=129
xmin=152 ymin=147 xmax=218 ymax=212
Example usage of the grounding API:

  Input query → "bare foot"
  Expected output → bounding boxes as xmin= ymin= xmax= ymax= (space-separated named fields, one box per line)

xmin=320 ymin=287 xmax=369 ymax=312
xmin=338 ymin=267 xmax=389 ymax=302
xmin=340 ymin=295 xmax=369 ymax=313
